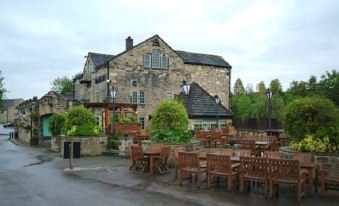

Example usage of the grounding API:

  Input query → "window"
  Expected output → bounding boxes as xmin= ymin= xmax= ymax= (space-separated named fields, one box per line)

xmin=139 ymin=117 xmax=145 ymax=129
xmin=161 ymin=55 xmax=168 ymax=69
xmin=144 ymin=54 xmax=151 ymax=68
xmin=166 ymin=92 xmax=174 ymax=100
xmin=152 ymin=49 xmax=160 ymax=68
xmin=132 ymin=92 xmax=138 ymax=103
xmin=131 ymin=91 xmax=145 ymax=104
xmin=131 ymin=80 xmax=138 ymax=87
xmin=139 ymin=91 xmax=145 ymax=104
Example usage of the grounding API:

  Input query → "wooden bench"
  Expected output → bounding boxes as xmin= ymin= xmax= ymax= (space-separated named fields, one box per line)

xmin=320 ymin=166 xmax=339 ymax=197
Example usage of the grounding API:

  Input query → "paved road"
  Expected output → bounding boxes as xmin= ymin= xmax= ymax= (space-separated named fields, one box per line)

xmin=0 ymin=126 xmax=209 ymax=206
xmin=1 ymin=125 xmax=338 ymax=206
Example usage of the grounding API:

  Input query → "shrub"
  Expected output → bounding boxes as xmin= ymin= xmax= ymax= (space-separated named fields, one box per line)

xmin=284 ymin=96 xmax=339 ymax=145
xmin=65 ymin=106 xmax=98 ymax=136
xmin=290 ymin=135 xmax=338 ymax=153
xmin=151 ymin=100 xmax=191 ymax=143
xmin=48 ymin=113 xmax=66 ymax=136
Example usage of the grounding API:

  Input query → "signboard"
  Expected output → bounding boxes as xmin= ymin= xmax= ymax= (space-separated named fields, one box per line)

xmin=64 ymin=142 xmax=81 ymax=159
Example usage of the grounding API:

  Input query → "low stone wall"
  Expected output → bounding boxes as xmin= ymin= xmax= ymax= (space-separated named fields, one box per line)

xmin=51 ymin=136 xmax=60 ymax=152
xmin=60 ymin=136 xmax=107 ymax=156
xmin=17 ymin=127 xmax=31 ymax=143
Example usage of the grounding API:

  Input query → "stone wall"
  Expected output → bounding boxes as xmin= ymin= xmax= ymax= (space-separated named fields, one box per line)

xmin=18 ymin=127 xmax=31 ymax=143
xmin=60 ymin=136 xmax=107 ymax=156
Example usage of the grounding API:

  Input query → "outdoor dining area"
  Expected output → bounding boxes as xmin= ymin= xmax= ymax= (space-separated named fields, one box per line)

xmin=128 ymin=128 xmax=338 ymax=202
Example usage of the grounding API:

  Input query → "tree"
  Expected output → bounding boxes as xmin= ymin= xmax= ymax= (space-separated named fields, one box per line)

xmin=245 ymin=83 xmax=254 ymax=93
xmin=284 ymin=96 xmax=339 ymax=144
xmin=234 ymin=78 xmax=245 ymax=95
xmin=270 ymin=79 xmax=282 ymax=94
xmin=0 ymin=71 xmax=7 ymax=111
xmin=51 ymin=76 xmax=73 ymax=95
xmin=256 ymin=81 xmax=266 ymax=96
xmin=317 ymin=69 xmax=339 ymax=107
xmin=151 ymin=100 xmax=191 ymax=143
xmin=231 ymin=94 xmax=253 ymax=120
xmin=287 ymin=80 xmax=308 ymax=97
xmin=65 ymin=106 xmax=100 ymax=136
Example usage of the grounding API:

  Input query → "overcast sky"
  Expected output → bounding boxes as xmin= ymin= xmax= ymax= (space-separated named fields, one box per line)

xmin=1 ymin=0 xmax=338 ymax=99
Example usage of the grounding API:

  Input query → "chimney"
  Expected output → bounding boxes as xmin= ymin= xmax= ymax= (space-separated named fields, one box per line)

xmin=125 ymin=36 xmax=133 ymax=51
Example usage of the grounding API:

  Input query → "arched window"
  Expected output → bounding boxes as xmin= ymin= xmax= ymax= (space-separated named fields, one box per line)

xmin=152 ymin=49 xmax=160 ymax=68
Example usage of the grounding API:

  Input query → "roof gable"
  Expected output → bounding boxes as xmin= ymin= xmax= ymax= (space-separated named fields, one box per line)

xmin=88 ymin=52 xmax=115 ymax=68
xmin=179 ymin=82 xmax=232 ymax=118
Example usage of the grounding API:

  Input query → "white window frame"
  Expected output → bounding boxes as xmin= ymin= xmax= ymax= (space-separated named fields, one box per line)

xmin=152 ymin=49 xmax=161 ymax=68
xmin=139 ymin=91 xmax=145 ymax=104
xmin=144 ymin=54 xmax=151 ymax=68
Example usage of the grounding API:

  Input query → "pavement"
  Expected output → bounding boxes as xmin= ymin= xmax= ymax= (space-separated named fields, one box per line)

xmin=1 ymin=126 xmax=339 ymax=206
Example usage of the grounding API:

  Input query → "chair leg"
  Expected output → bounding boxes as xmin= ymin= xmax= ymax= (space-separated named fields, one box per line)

xmin=207 ymin=173 xmax=211 ymax=189
xmin=179 ymin=170 xmax=183 ymax=186
xmin=197 ymin=173 xmax=201 ymax=189
xmin=320 ymin=181 xmax=325 ymax=197
xmin=297 ymin=184 xmax=301 ymax=202
xmin=227 ymin=176 xmax=232 ymax=192
xmin=239 ymin=177 xmax=244 ymax=193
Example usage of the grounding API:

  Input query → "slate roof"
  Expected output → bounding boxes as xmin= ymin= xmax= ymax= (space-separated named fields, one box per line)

xmin=88 ymin=52 xmax=115 ymax=67
xmin=3 ymin=99 xmax=24 ymax=109
xmin=176 ymin=50 xmax=231 ymax=68
xmin=179 ymin=82 xmax=232 ymax=118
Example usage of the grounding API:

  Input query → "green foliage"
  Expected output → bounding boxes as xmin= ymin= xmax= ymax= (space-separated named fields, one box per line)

xmin=151 ymin=100 xmax=191 ymax=143
xmin=48 ymin=114 xmax=66 ymax=136
xmin=256 ymin=81 xmax=266 ymax=95
xmin=284 ymin=96 xmax=339 ymax=144
xmin=0 ymin=71 xmax=7 ymax=111
xmin=51 ymin=76 xmax=73 ymax=95
xmin=65 ymin=106 xmax=99 ymax=136
xmin=317 ymin=69 xmax=339 ymax=107
xmin=231 ymin=94 xmax=254 ymax=120
xmin=270 ymin=79 xmax=283 ymax=94
xmin=290 ymin=135 xmax=338 ymax=153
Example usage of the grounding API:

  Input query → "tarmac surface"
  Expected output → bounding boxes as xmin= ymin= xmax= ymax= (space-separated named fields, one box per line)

xmin=1 ymin=126 xmax=338 ymax=206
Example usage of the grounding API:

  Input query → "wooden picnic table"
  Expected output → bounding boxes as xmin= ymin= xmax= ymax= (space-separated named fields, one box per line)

xmin=300 ymin=162 xmax=320 ymax=194
xmin=144 ymin=150 xmax=160 ymax=174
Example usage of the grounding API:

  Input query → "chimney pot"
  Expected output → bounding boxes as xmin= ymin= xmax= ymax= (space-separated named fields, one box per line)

xmin=126 ymin=36 xmax=133 ymax=51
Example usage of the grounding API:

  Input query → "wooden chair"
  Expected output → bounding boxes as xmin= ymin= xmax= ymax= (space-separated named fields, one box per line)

xmin=210 ymin=130 xmax=222 ymax=147
xmin=195 ymin=130 xmax=210 ymax=147
xmin=264 ymin=151 xmax=282 ymax=159
xmin=239 ymin=157 xmax=269 ymax=196
xmin=148 ymin=144 xmax=163 ymax=153
xmin=130 ymin=145 xmax=147 ymax=173
xmin=173 ymin=146 xmax=186 ymax=178
xmin=268 ymin=159 xmax=307 ymax=202
xmin=150 ymin=146 xmax=171 ymax=174
xmin=292 ymin=153 xmax=316 ymax=194
xmin=320 ymin=167 xmax=339 ymax=197
xmin=207 ymin=154 xmax=238 ymax=192
xmin=178 ymin=152 xmax=206 ymax=188
xmin=234 ymin=149 xmax=252 ymax=158
xmin=237 ymin=139 xmax=256 ymax=156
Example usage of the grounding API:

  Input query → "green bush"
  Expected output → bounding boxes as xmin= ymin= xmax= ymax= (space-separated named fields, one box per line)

xmin=65 ymin=106 xmax=99 ymax=136
xmin=284 ymin=96 xmax=339 ymax=152
xmin=151 ymin=100 xmax=191 ymax=143
xmin=48 ymin=113 xmax=66 ymax=136
xmin=290 ymin=135 xmax=338 ymax=153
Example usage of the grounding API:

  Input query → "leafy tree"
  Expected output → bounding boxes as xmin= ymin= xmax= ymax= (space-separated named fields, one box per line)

xmin=51 ymin=76 xmax=73 ymax=95
xmin=0 ymin=71 xmax=7 ymax=111
xmin=65 ymin=106 xmax=100 ymax=136
xmin=233 ymin=78 xmax=245 ymax=95
xmin=287 ymin=80 xmax=308 ymax=97
xmin=256 ymin=81 xmax=266 ymax=96
xmin=151 ymin=100 xmax=191 ymax=143
xmin=48 ymin=113 xmax=66 ymax=136
xmin=245 ymin=83 xmax=254 ymax=93
xmin=284 ymin=96 xmax=339 ymax=145
xmin=231 ymin=94 xmax=253 ymax=120
xmin=249 ymin=95 xmax=267 ymax=120
xmin=307 ymin=75 xmax=317 ymax=94
xmin=317 ymin=69 xmax=339 ymax=107
xmin=270 ymin=79 xmax=283 ymax=94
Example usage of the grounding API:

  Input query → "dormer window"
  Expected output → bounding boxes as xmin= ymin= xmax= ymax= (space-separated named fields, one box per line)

xmin=152 ymin=49 xmax=161 ymax=68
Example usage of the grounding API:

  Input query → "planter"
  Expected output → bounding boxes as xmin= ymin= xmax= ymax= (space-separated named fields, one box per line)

xmin=30 ymin=138 xmax=39 ymax=145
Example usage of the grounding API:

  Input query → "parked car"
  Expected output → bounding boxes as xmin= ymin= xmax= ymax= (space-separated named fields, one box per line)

xmin=3 ymin=122 xmax=14 ymax=128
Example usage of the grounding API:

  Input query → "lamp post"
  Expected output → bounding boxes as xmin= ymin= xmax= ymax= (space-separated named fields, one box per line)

xmin=266 ymin=88 xmax=273 ymax=129
xmin=110 ymin=86 xmax=117 ymax=138
xmin=214 ymin=95 xmax=220 ymax=128
xmin=181 ymin=80 xmax=190 ymax=95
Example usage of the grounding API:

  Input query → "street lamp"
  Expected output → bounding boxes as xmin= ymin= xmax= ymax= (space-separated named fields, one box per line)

xmin=181 ymin=80 xmax=190 ymax=95
xmin=110 ymin=85 xmax=117 ymax=138
xmin=214 ymin=95 xmax=220 ymax=128
xmin=266 ymin=88 xmax=273 ymax=129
